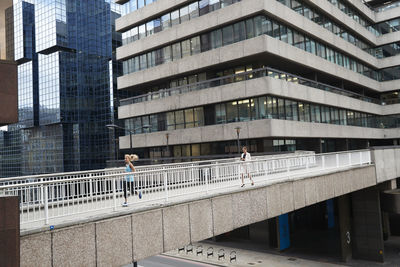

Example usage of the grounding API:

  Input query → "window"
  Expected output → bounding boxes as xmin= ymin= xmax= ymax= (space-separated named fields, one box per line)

xmin=181 ymin=40 xmax=191 ymax=58
xmin=216 ymin=103 xmax=226 ymax=123
xmin=310 ymin=104 xmax=321 ymax=123
xmin=262 ymin=17 xmax=273 ymax=36
xmin=139 ymin=54 xmax=147 ymax=70
xmin=233 ymin=21 xmax=246 ymax=43
xmin=180 ymin=5 xmax=189 ymax=23
xmin=163 ymin=46 xmax=172 ymax=62
xmin=172 ymin=43 xmax=181 ymax=60
xmin=189 ymin=2 xmax=199 ymax=19
xmin=190 ymin=36 xmax=201 ymax=55
xmin=293 ymin=31 xmax=304 ymax=50
xmin=238 ymin=99 xmax=250 ymax=121
xmin=175 ymin=110 xmax=184 ymax=129
xmin=226 ymin=101 xmax=238 ymax=122
xmin=209 ymin=0 xmax=220 ymax=11
xmin=222 ymin=25 xmax=234 ymax=45
xmin=161 ymin=14 xmax=171 ymax=30
xmin=316 ymin=42 xmax=326 ymax=59
xmin=199 ymin=0 xmax=210 ymax=16
xmin=171 ymin=10 xmax=180 ymax=26
xmin=146 ymin=21 xmax=154 ymax=36
xmin=285 ymin=99 xmax=293 ymax=120
xmin=246 ymin=18 xmax=255 ymax=39
xmin=210 ymin=29 xmax=222 ymax=49
xmin=138 ymin=24 xmax=146 ymax=39
xmin=272 ymin=21 xmax=280 ymax=38
xmin=258 ymin=97 xmax=267 ymax=119
xmin=154 ymin=18 xmax=162 ymax=33
xmin=250 ymin=98 xmax=259 ymax=120
xmin=194 ymin=107 xmax=204 ymax=126
xmin=278 ymin=98 xmax=285 ymax=119
xmin=254 ymin=16 xmax=264 ymax=37
xmin=185 ymin=109 xmax=194 ymax=128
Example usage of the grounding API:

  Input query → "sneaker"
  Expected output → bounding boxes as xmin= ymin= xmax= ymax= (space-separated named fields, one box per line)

xmin=139 ymin=191 xmax=142 ymax=199
xmin=122 ymin=202 xmax=128 ymax=207
xmin=241 ymin=184 xmax=245 ymax=187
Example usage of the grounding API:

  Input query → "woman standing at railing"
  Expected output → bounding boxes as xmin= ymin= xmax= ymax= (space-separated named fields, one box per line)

xmin=240 ymin=146 xmax=255 ymax=187
xmin=122 ymin=154 xmax=141 ymax=207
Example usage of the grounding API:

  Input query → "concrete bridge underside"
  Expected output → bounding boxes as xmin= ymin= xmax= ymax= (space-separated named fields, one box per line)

xmin=20 ymin=165 xmax=377 ymax=267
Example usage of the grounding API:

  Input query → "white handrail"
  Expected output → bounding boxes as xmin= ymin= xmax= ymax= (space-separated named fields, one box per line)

xmin=0 ymin=150 xmax=371 ymax=227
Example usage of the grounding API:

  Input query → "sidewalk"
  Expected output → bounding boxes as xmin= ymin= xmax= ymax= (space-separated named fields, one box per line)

xmin=164 ymin=241 xmax=345 ymax=267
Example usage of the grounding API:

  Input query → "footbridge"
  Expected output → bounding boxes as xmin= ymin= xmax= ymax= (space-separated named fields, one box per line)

xmin=1 ymin=147 xmax=399 ymax=266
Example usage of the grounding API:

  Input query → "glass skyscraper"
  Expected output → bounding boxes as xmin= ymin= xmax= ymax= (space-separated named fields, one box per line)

xmin=0 ymin=0 xmax=124 ymax=177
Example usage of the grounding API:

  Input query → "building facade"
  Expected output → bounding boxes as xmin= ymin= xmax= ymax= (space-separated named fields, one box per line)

xmin=0 ymin=0 xmax=124 ymax=177
xmin=115 ymin=0 xmax=400 ymax=159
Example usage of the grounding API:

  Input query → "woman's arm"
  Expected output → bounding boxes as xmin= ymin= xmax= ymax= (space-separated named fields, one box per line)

xmin=129 ymin=162 xmax=135 ymax=172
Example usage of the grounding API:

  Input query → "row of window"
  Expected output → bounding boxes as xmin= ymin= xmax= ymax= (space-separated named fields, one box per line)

xmin=122 ymin=0 xmax=241 ymax=46
xmin=372 ymin=41 xmax=400 ymax=59
xmin=277 ymin=0 xmax=371 ymax=53
xmin=124 ymin=94 xmax=400 ymax=136
xmin=120 ymin=0 xmax=157 ymax=16
xmin=326 ymin=0 xmax=370 ymax=28
xmin=122 ymin=15 xmax=382 ymax=81
xmin=327 ymin=0 xmax=400 ymax=37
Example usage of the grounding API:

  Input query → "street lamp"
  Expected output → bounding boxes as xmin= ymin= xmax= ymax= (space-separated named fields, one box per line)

xmin=235 ymin=126 xmax=241 ymax=154
xmin=106 ymin=124 xmax=150 ymax=155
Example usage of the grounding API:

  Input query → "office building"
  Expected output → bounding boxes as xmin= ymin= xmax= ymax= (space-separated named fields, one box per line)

xmin=0 ymin=0 xmax=124 ymax=177
xmin=115 ymin=0 xmax=400 ymax=158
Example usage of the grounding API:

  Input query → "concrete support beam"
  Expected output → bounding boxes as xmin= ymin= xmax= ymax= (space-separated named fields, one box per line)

xmin=371 ymin=147 xmax=400 ymax=184
xmin=351 ymin=187 xmax=385 ymax=262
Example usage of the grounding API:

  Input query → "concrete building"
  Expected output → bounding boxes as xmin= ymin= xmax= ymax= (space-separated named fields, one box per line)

xmin=114 ymin=0 xmax=400 ymax=159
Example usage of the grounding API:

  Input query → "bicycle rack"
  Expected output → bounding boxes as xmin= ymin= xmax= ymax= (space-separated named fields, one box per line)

xmin=218 ymin=249 xmax=225 ymax=260
xmin=196 ymin=245 xmax=203 ymax=256
xmin=230 ymin=251 xmax=237 ymax=262
xmin=207 ymin=247 xmax=214 ymax=258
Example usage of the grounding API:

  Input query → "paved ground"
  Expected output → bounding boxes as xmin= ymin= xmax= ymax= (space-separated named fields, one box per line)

xmin=164 ymin=241 xmax=344 ymax=267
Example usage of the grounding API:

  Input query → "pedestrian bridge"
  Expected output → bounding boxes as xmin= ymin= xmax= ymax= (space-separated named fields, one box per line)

xmin=1 ymin=147 xmax=399 ymax=267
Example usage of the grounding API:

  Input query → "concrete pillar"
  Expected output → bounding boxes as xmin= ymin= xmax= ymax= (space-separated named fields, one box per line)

xmin=351 ymin=187 xmax=384 ymax=262
xmin=338 ymin=195 xmax=352 ymax=262
xmin=0 ymin=196 xmax=20 ymax=267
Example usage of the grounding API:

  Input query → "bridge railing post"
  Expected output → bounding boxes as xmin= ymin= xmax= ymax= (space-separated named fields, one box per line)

xmin=44 ymin=184 xmax=49 ymax=225
xmin=348 ymin=152 xmax=351 ymax=166
xmin=164 ymin=168 xmax=168 ymax=202
xmin=205 ymin=168 xmax=209 ymax=194
xmin=322 ymin=155 xmax=325 ymax=170
xmin=112 ymin=177 xmax=116 ymax=211
xmin=89 ymin=173 xmax=93 ymax=199
xmin=40 ymin=178 xmax=44 ymax=204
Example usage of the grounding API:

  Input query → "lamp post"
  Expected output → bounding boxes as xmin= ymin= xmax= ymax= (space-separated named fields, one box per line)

xmin=106 ymin=124 xmax=150 ymax=155
xmin=235 ymin=126 xmax=241 ymax=154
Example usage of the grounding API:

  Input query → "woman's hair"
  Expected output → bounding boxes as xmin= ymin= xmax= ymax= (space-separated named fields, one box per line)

xmin=130 ymin=154 xmax=139 ymax=161
xmin=242 ymin=146 xmax=247 ymax=150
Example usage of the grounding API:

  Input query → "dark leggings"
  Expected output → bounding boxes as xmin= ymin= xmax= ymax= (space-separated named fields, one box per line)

xmin=123 ymin=181 xmax=135 ymax=199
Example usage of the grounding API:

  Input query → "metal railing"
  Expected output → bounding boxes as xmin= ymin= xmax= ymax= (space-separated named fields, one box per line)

xmin=0 ymin=150 xmax=371 ymax=226
xmin=119 ymin=66 xmax=382 ymax=106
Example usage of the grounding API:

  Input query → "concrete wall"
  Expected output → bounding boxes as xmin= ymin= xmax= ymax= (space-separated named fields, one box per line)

xmin=118 ymin=35 xmax=381 ymax=92
xmin=119 ymin=76 xmax=383 ymax=120
xmin=20 ymin=165 xmax=376 ymax=266
xmin=371 ymin=147 xmax=400 ymax=184
xmin=119 ymin=119 xmax=385 ymax=149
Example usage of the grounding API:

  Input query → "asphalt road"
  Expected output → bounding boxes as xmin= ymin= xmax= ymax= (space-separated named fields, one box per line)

xmin=126 ymin=255 xmax=219 ymax=267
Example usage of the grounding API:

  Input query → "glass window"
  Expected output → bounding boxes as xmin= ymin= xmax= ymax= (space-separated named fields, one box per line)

xmin=310 ymin=104 xmax=321 ymax=123
xmin=163 ymin=46 xmax=172 ymax=62
xmin=280 ymin=24 xmax=288 ymax=43
xmin=285 ymin=99 xmax=293 ymax=120
xmin=233 ymin=21 xmax=246 ymax=43
xmin=139 ymin=54 xmax=147 ymax=70
xmin=222 ymin=25 xmax=234 ymax=45
xmin=189 ymin=2 xmax=199 ymax=19
xmin=210 ymin=29 xmax=222 ymax=49
xmin=146 ymin=21 xmax=154 ymax=36
xmin=258 ymin=96 xmax=267 ymax=119
xmin=194 ymin=107 xmax=204 ymax=126
xmin=250 ymin=98 xmax=259 ymax=120
xmin=278 ymin=98 xmax=285 ymax=119
xmin=221 ymin=0 xmax=234 ymax=7
xmin=166 ymin=112 xmax=175 ymax=130
xmin=293 ymin=31 xmax=304 ymax=50
xmin=138 ymin=24 xmax=146 ymax=39
xmin=216 ymin=103 xmax=226 ymax=123
xmin=270 ymin=97 xmax=278 ymax=119
xmin=199 ymin=0 xmax=210 ymax=16
xmin=316 ymin=42 xmax=326 ymax=59
xmin=147 ymin=51 xmax=155 ymax=68
xmin=175 ymin=110 xmax=184 ymax=129
xmin=154 ymin=18 xmax=162 ymax=33
xmin=246 ymin=18 xmax=255 ymax=39
xmin=181 ymin=40 xmax=191 ymax=58
xmin=138 ymin=0 xmax=145 ymax=9
xmin=340 ymin=109 xmax=347 ymax=125
xmin=254 ymin=16 xmax=263 ymax=37
xmin=172 ymin=43 xmax=181 ymax=60
xmin=185 ymin=109 xmax=194 ymax=128
xmin=291 ymin=100 xmax=298 ymax=121
xmin=150 ymin=114 xmax=158 ymax=132
xmin=262 ymin=17 xmax=273 ymax=36
xmin=209 ymin=0 xmax=221 ymax=11
xmin=272 ymin=21 xmax=280 ymax=38
xmin=226 ymin=101 xmax=238 ymax=122
xmin=326 ymin=47 xmax=335 ymax=63
xmin=200 ymin=32 xmax=211 ymax=52
xmin=190 ymin=36 xmax=201 ymax=55
xmin=161 ymin=14 xmax=171 ymax=30
xmin=171 ymin=10 xmax=180 ymax=26
xmin=238 ymin=99 xmax=250 ymax=121
xmin=180 ymin=5 xmax=189 ymax=23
